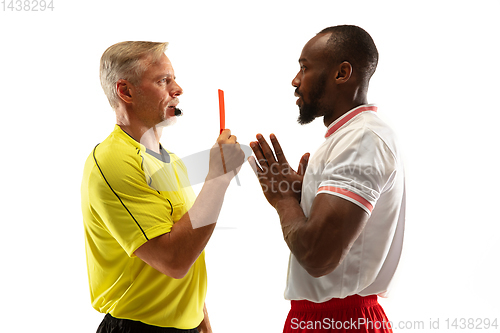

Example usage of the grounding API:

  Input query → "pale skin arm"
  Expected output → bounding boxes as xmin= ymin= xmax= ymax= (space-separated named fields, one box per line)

xmin=134 ymin=129 xmax=245 ymax=279
xmin=249 ymin=134 xmax=369 ymax=277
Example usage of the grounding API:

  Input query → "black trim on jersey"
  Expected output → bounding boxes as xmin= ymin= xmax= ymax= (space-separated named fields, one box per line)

xmin=166 ymin=197 xmax=173 ymax=216
xmin=136 ymin=148 xmax=145 ymax=171
xmin=92 ymin=144 xmax=149 ymax=241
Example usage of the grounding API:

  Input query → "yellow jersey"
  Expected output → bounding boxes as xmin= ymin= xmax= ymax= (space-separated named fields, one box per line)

xmin=81 ymin=125 xmax=206 ymax=329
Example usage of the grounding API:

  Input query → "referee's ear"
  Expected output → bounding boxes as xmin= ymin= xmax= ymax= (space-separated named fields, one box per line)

xmin=116 ymin=79 xmax=134 ymax=105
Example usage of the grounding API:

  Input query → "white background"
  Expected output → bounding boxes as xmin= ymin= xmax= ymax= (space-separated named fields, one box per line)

xmin=1 ymin=0 xmax=499 ymax=332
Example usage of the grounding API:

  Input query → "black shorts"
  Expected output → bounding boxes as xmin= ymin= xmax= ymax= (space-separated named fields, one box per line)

xmin=96 ymin=314 xmax=199 ymax=333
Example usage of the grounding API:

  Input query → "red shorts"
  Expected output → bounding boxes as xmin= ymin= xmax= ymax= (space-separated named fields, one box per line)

xmin=283 ymin=295 xmax=393 ymax=333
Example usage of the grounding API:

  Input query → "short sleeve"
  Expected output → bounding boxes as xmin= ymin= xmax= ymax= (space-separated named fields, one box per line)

xmin=88 ymin=145 xmax=174 ymax=257
xmin=317 ymin=128 xmax=397 ymax=215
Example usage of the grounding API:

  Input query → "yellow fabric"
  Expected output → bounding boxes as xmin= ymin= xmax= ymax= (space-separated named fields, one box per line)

xmin=81 ymin=125 xmax=206 ymax=329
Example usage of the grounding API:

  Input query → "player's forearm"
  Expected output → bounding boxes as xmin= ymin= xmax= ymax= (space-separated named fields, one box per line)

xmin=275 ymin=198 xmax=337 ymax=277
xmin=275 ymin=198 xmax=309 ymax=259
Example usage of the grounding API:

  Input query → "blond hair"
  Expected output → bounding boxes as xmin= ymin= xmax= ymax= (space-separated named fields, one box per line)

xmin=99 ymin=41 xmax=169 ymax=109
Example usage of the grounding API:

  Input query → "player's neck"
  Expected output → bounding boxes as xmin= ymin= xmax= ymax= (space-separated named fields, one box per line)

xmin=323 ymin=93 xmax=368 ymax=128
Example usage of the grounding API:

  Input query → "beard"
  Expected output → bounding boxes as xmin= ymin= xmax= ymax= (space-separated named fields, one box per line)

xmin=157 ymin=115 xmax=178 ymax=128
xmin=297 ymin=71 xmax=328 ymax=125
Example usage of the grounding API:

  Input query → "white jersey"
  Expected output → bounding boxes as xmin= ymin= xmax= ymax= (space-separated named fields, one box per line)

xmin=284 ymin=105 xmax=406 ymax=302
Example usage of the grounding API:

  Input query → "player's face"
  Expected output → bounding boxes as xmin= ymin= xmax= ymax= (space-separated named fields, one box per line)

xmin=134 ymin=54 xmax=183 ymax=127
xmin=292 ymin=34 xmax=332 ymax=125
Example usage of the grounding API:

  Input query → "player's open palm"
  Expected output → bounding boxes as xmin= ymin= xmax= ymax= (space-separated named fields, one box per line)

xmin=249 ymin=133 xmax=309 ymax=207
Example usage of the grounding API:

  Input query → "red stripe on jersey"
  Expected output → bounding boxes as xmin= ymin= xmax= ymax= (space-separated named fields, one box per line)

xmin=317 ymin=186 xmax=374 ymax=213
xmin=325 ymin=105 xmax=378 ymax=138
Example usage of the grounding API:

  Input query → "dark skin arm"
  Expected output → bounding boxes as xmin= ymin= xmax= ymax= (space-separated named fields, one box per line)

xmin=249 ymin=134 xmax=369 ymax=277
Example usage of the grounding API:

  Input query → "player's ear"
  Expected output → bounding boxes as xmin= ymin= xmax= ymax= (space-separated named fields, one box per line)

xmin=116 ymin=79 xmax=134 ymax=104
xmin=335 ymin=61 xmax=352 ymax=84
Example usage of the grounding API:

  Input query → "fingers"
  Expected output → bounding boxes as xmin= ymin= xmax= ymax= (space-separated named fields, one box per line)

xmin=297 ymin=153 xmax=310 ymax=176
xmin=217 ymin=129 xmax=237 ymax=143
xmin=220 ymin=143 xmax=245 ymax=165
xmin=219 ymin=128 xmax=232 ymax=139
xmin=269 ymin=133 xmax=288 ymax=166
xmin=250 ymin=133 xmax=290 ymax=171
xmin=208 ymin=128 xmax=247 ymax=180
xmin=250 ymin=139 xmax=267 ymax=170
xmin=251 ymin=133 xmax=309 ymax=177
xmin=248 ymin=156 xmax=262 ymax=176
xmin=218 ymin=129 xmax=237 ymax=144
xmin=255 ymin=133 xmax=277 ymax=165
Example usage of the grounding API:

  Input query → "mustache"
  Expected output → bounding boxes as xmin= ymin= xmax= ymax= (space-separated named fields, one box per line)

xmin=294 ymin=89 xmax=302 ymax=98
xmin=167 ymin=98 xmax=180 ymax=107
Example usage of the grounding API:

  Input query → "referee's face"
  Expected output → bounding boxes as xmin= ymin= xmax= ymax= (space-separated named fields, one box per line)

xmin=134 ymin=54 xmax=183 ymax=127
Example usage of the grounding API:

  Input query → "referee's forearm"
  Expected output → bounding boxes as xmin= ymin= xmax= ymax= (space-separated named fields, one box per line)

xmin=188 ymin=174 xmax=232 ymax=228
xmin=167 ymin=175 xmax=231 ymax=270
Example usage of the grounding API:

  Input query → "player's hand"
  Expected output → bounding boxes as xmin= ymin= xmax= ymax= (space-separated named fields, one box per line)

xmin=248 ymin=133 xmax=309 ymax=208
xmin=207 ymin=129 xmax=245 ymax=182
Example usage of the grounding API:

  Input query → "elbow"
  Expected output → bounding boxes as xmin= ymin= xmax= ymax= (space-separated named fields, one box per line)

xmin=168 ymin=270 xmax=189 ymax=280
xmin=158 ymin=260 xmax=192 ymax=280
xmin=303 ymin=263 xmax=339 ymax=278
xmin=134 ymin=235 xmax=195 ymax=280
xmin=298 ymin=249 xmax=343 ymax=278
xmin=165 ymin=266 xmax=189 ymax=280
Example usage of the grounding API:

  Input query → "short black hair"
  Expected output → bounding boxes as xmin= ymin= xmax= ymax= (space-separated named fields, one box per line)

xmin=318 ymin=25 xmax=379 ymax=81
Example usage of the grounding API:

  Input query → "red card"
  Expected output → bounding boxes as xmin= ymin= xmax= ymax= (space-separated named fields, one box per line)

xmin=218 ymin=89 xmax=225 ymax=134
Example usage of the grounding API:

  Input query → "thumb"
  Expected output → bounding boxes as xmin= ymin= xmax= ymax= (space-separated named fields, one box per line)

xmin=297 ymin=153 xmax=310 ymax=176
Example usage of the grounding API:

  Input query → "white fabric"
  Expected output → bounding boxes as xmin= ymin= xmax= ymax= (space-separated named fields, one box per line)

xmin=284 ymin=104 xmax=405 ymax=302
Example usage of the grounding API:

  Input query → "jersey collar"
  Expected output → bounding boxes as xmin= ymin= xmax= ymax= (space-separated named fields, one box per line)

xmin=325 ymin=104 xmax=378 ymax=138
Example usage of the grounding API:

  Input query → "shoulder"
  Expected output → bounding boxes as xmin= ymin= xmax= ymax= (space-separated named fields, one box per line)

xmin=329 ymin=112 xmax=400 ymax=160
xmin=84 ymin=127 xmax=147 ymax=189
xmin=361 ymin=112 xmax=402 ymax=162
xmin=94 ymin=128 xmax=143 ymax=169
